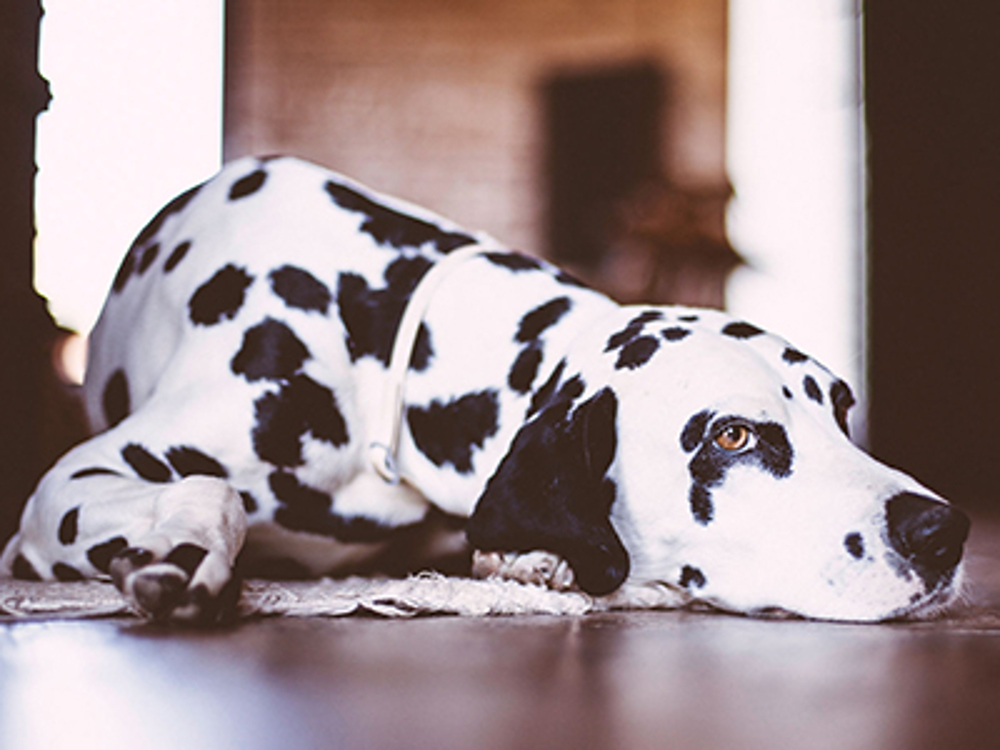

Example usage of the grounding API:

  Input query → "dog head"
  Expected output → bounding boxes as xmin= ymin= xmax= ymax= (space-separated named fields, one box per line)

xmin=467 ymin=306 xmax=970 ymax=622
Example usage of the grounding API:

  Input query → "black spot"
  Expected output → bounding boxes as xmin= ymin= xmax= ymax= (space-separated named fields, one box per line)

xmin=633 ymin=310 xmax=665 ymax=325
xmin=782 ymin=347 xmax=809 ymax=364
xmin=508 ymin=344 xmax=543 ymax=394
xmin=164 ymin=241 xmax=191 ymax=272
xmin=165 ymin=543 xmax=209 ymax=577
xmin=615 ymin=336 xmax=660 ymax=369
xmin=113 ymin=183 xmax=202 ymax=293
xmin=71 ymin=467 xmax=121 ymax=480
xmin=137 ymin=243 xmax=159 ymax=274
xmin=782 ymin=386 xmax=794 ymax=400
xmin=12 ymin=554 xmax=41 ymax=581
xmin=689 ymin=485 xmax=714 ymax=524
xmin=229 ymin=169 xmax=267 ymax=200
xmin=681 ymin=410 xmax=715 ymax=453
xmin=269 ymin=471 xmax=331 ymax=520
xmin=165 ymin=446 xmax=229 ymax=478
xmin=53 ymin=563 xmax=84 ymax=582
xmin=240 ymin=491 xmax=259 ymax=513
xmin=268 ymin=471 xmax=398 ymax=542
xmin=678 ymin=314 xmax=700 ymax=322
xmin=269 ymin=266 xmax=332 ymax=314
xmin=516 ymin=297 xmax=572 ymax=342
xmin=830 ymin=379 xmax=856 ymax=437
xmin=189 ymin=264 xmax=255 ymax=326
xmin=527 ymin=359 xmax=567 ymax=418
xmin=87 ymin=536 xmax=128 ymax=574
xmin=102 ymin=369 xmax=131 ymax=428
xmin=411 ymin=324 xmax=434 ymax=371
xmin=121 ymin=443 xmax=172 ymax=483
xmin=408 ymin=390 xmax=500 ymax=474
xmin=59 ymin=507 xmax=80 ymax=545
xmin=252 ymin=375 xmax=350 ymax=467
xmin=111 ymin=251 xmax=137 ymax=294
xmin=845 ymin=532 xmax=865 ymax=559
xmin=325 ymin=180 xmax=475 ymax=252
xmin=484 ymin=251 xmax=543 ymax=272
xmin=508 ymin=298 xmax=573 ymax=395
xmin=662 ymin=327 xmax=691 ymax=342
xmin=679 ymin=565 xmax=707 ymax=589
xmin=336 ymin=255 xmax=434 ymax=370
xmin=804 ymin=375 xmax=824 ymax=404
xmin=685 ymin=415 xmax=794 ymax=526
xmin=605 ymin=323 xmax=641 ymax=352
xmin=605 ymin=311 xmax=661 ymax=353
xmin=722 ymin=321 xmax=764 ymax=339
xmin=231 ymin=317 xmax=311 ymax=382
xmin=555 ymin=270 xmax=590 ymax=288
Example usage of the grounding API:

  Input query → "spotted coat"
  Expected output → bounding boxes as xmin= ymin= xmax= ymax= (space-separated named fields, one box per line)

xmin=1 ymin=157 xmax=970 ymax=623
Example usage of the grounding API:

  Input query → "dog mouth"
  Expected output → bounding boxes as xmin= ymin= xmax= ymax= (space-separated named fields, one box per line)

xmin=881 ymin=567 xmax=967 ymax=622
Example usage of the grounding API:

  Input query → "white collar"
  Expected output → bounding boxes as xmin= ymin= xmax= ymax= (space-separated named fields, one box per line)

xmin=368 ymin=243 xmax=489 ymax=483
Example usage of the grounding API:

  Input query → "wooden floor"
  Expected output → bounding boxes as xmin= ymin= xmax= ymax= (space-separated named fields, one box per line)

xmin=2 ymin=517 xmax=1000 ymax=749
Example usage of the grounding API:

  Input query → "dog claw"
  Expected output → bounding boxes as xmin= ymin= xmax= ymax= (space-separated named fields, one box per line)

xmin=472 ymin=550 xmax=576 ymax=591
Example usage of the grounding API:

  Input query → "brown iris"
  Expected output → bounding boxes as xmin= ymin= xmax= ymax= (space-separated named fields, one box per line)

xmin=714 ymin=424 xmax=752 ymax=452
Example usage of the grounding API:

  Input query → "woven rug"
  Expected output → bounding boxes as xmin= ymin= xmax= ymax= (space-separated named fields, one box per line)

xmin=0 ymin=574 xmax=688 ymax=621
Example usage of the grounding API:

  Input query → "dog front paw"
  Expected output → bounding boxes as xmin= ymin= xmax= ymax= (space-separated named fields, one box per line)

xmin=110 ymin=542 xmax=240 ymax=624
xmin=471 ymin=549 xmax=576 ymax=591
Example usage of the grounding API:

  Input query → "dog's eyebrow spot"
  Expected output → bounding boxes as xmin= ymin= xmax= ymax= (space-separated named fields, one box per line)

xmin=681 ymin=410 xmax=715 ymax=453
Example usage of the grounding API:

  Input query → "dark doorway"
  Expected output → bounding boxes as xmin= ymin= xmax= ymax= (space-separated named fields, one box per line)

xmin=865 ymin=3 xmax=1000 ymax=508
xmin=543 ymin=63 xmax=666 ymax=269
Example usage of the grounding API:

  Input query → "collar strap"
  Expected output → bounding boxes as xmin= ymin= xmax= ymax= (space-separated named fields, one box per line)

xmin=369 ymin=243 xmax=488 ymax=483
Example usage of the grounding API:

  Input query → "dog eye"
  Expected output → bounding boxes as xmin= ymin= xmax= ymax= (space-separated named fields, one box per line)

xmin=714 ymin=424 xmax=754 ymax=452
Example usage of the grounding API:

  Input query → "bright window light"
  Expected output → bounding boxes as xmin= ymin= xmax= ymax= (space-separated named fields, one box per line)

xmin=34 ymin=0 xmax=224 ymax=337
xmin=726 ymin=0 xmax=864 ymax=433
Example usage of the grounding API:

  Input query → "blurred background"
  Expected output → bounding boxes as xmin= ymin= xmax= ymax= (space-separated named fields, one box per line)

xmin=2 ymin=0 xmax=998 ymax=543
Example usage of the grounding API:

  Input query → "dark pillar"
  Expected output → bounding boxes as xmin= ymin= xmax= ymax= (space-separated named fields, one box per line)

xmin=0 ymin=1 xmax=58 ymax=542
xmin=865 ymin=3 xmax=1000 ymax=508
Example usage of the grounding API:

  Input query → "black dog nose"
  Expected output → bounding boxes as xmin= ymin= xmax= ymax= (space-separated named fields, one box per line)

xmin=885 ymin=492 xmax=971 ymax=577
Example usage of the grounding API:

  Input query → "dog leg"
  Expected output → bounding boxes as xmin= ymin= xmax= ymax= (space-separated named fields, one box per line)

xmin=2 ymin=428 xmax=248 ymax=624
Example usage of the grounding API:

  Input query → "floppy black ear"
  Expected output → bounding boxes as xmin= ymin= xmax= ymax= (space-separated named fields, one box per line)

xmin=466 ymin=387 xmax=629 ymax=595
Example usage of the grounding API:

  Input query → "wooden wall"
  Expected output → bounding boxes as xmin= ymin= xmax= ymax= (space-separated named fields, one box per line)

xmin=223 ymin=0 xmax=728 ymax=261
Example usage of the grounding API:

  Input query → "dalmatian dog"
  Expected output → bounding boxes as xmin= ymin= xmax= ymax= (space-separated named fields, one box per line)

xmin=2 ymin=156 xmax=970 ymax=623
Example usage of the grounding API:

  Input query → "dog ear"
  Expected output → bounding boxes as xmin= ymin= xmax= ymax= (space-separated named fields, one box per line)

xmin=466 ymin=387 xmax=629 ymax=595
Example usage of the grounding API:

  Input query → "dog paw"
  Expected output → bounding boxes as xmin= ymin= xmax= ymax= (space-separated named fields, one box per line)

xmin=110 ymin=542 xmax=240 ymax=624
xmin=471 ymin=550 xmax=576 ymax=591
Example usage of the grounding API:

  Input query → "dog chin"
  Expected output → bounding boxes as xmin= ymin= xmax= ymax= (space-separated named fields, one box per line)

xmin=700 ymin=571 xmax=966 ymax=623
